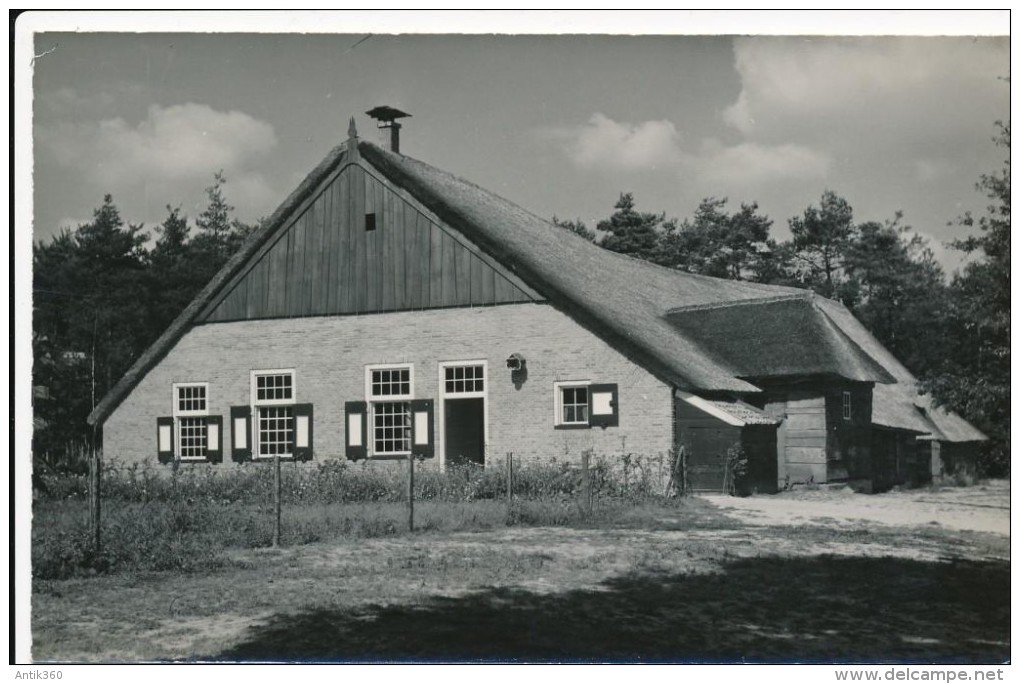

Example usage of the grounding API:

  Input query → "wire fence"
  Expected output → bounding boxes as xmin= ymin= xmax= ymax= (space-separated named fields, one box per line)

xmin=32 ymin=450 xmax=689 ymax=580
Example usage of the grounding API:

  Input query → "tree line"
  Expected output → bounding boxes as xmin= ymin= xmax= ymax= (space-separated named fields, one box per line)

xmin=554 ymin=123 xmax=1009 ymax=474
xmin=33 ymin=124 xmax=1009 ymax=475
xmin=32 ymin=174 xmax=259 ymax=470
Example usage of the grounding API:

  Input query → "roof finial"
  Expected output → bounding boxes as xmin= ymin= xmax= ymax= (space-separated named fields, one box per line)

xmin=348 ymin=116 xmax=358 ymax=139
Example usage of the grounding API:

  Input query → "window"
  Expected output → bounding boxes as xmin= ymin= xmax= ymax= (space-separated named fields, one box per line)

xmin=444 ymin=364 xmax=485 ymax=395
xmin=555 ymin=381 xmax=590 ymax=427
xmin=173 ymin=383 xmax=209 ymax=460
xmin=365 ymin=213 xmax=377 ymax=231
xmin=252 ymin=370 xmax=296 ymax=458
xmin=842 ymin=391 xmax=852 ymax=421
xmin=367 ymin=365 xmax=413 ymax=456
xmin=553 ymin=381 xmax=620 ymax=429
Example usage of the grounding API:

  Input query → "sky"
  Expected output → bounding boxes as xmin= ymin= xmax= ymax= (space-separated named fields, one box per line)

xmin=28 ymin=15 xmax=1010 ymax=275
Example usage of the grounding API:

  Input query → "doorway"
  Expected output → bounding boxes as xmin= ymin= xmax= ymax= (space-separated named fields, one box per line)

xmin=439 ymin=361 xmax=488 ymax=469
xmin=444 ymin=397 xmax=485 ymax=466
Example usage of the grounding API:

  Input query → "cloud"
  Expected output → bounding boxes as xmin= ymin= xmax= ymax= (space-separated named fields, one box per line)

xmin=554 ymin=113 xmax=683 ymax=171
xmin=41 ymin=102 xmax=277 ymax=185
xmin=721 ymin=36 xmax=1009 ymax=147
xmin=694 ymin=140 xmax=830 ymax=186
xmin=550 ymin=113 xmax=829 ymax=186
xmin=38 ymin=101 xmax=281 ymax=225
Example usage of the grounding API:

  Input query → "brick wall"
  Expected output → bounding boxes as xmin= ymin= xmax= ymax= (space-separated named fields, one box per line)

xmin=103 ymin=303 xmax=674 ymax=470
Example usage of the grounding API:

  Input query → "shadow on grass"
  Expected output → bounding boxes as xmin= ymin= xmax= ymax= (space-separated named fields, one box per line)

xmin=211 ymin=555 xmax=1009 ymax=664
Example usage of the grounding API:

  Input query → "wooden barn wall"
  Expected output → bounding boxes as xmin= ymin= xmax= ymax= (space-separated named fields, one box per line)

xmin=825 ymin=382 xmax=872 ymax=483
xmin=200 ymin=164 xmax=540 ymax=323
xmin=872 ymin=428 xmax=926 ymax=492
xmin=775 ymin=391 xmax=827 ymax=486
xmin=673 ymin=399 xmax=741 ymax=492
xmin=740 ymin=425 xmax=778 ymax=495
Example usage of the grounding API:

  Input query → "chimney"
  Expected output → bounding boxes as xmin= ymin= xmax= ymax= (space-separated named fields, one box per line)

xmin=365 ymin=105 xmax=412 ymax=154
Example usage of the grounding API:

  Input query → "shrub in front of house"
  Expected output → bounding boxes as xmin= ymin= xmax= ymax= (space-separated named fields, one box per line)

xmin=38 ymin=453 xmax=674 ymax=506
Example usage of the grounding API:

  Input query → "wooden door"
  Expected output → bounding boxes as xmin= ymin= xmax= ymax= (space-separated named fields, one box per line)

xmin=682 ymin=426 xmax=732 ymax=492
xmin=444 ymin=398 xmax=485 ymax=466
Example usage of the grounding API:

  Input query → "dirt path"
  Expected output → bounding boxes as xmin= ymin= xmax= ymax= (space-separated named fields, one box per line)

xmin=704 ymin=480 xmax=1010 ymax=536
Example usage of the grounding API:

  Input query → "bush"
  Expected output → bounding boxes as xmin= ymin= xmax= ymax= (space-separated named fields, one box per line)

xmin=31 ymin=499 xmax=227 ymax=579
xmin=32 ymin=453 xmax=686 ymax=580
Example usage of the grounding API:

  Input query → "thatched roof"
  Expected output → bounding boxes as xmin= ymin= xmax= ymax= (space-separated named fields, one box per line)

xmin=665 ymin=294 xmax=895 ymax=384
xmin=360 ymin=141 xmax=808 ymax=393
xmin=815 ymin=299 xmax=986 ymax=442
xmin=87 ymin=134 xmax=986 ymax=446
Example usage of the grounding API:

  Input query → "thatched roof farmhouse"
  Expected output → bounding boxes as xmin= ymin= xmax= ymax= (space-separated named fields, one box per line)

xmin=89 ymin=115 xmax=983 ymax=492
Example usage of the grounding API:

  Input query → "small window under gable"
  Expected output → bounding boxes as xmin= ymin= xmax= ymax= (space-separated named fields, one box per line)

xmin=365 ymin=212 xmax=377 ymax=231
xmin=842 ymin=391 xmax=852 ymax=421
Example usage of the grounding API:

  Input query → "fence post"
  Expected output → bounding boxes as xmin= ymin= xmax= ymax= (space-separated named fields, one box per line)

xmin=581 ymin=451 xmax=592 ymax=516
xmin=273 ymin=452 xmax=281 ymax=547
xmin=89 ymin=428 xmax=101 ymax=553
xmin=408 ymin=453 xmax=415 ymax=532
xmin=506 ymin=452 xmax=514 ymax=517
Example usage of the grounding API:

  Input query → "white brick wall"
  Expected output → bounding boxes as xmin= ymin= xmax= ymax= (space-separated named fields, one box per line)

xmin=103 ymin=303 xmax=674 ymax=469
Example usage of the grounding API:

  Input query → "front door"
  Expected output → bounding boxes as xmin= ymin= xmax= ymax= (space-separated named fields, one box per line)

xmin=444 ymin=397 xmax=485 ymax=466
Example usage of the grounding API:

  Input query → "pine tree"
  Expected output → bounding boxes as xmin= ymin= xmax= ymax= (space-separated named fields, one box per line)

xmin=598 ymin=193 xmax=667 ymax=262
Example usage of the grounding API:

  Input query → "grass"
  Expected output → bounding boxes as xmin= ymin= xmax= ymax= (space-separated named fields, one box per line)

xmin=31 ymin=494 xmax=711 ymax=581
xmin=29 ymin=467 xmax=1010 ymax=662
xmin=31 ymin=515 xmax=1009 ymax=663
xmin=32 ymin=457 xmax=686 ymax=581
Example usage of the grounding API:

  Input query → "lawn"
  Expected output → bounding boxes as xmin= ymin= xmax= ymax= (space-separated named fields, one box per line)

xmin=30 ymin=494 xmax=1009 ymax=663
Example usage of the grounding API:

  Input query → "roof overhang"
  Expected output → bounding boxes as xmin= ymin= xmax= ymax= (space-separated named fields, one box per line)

xmin=675 ymin=390 xmax=778 ymax=427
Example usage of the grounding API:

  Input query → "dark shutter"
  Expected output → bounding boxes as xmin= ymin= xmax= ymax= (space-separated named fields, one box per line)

xmin=230 ymin=405 xmax=252 ymax=463
xmin=293 ymin=403 xmax=314 ymax=462
xmin=157 ymin=416 xmax=174 ymax=464
xmin=206 ymin=415 xmax=224 ymax=464
xmin=345 ymin=401 xmax=368 ymax=461
xmin=410 ymin=399 xmax=435 ymax=459
xmin=589 ymin=383 xmax=620 ymax=428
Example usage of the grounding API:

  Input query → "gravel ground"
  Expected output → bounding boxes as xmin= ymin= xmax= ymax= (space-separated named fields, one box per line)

xmin=704 ymin=479 xmax=1010 ymax=536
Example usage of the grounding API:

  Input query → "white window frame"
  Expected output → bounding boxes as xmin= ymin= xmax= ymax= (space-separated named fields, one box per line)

xmin=251 ymin=369 xmax=297 ymax=459
xmin=554 ymin=380 xmax=591 ymax=427
xmin=440 ymin=361 xmax=487 ymax=399
xmin=366 ymin=363 xmax=415 ymax=457
xmin=842 ymin=390 xmax=852 ymax=421
xmin=438 ymin=360 xmax=489 ymax=470
xmin=172 ymin=382 xmax=210 ymax=461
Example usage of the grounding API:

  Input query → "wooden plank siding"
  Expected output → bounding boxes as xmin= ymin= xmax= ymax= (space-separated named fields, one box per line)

xmin=672 ymin=397 xmax=777 ymax=494
xmin=201 ymin=162 xmax=543 ymax=324
xmin=779 ymin=391 xmax=828 ymax=485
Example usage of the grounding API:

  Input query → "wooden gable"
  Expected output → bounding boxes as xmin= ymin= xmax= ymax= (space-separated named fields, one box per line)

xmin=198 ymin=162 xmax=542 ymax=323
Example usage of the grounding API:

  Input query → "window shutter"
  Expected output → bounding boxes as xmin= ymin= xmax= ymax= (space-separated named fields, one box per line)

xmin=294 ymin=403 xmax=314 ymax=461
xmin=157 ymin=416 xmax=174 ymax=464
xmin=589 ymin=384 xmax=619 ymax=428
xmin=345 ymin=401 xmax=368 ymax=461
xmin=230 ymin=405 xmax=252 ymax=463
xmin=410 ymin=399 xmax=435 ymax=459
xmin=206 ymin=415 xmax=223 ymax=464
